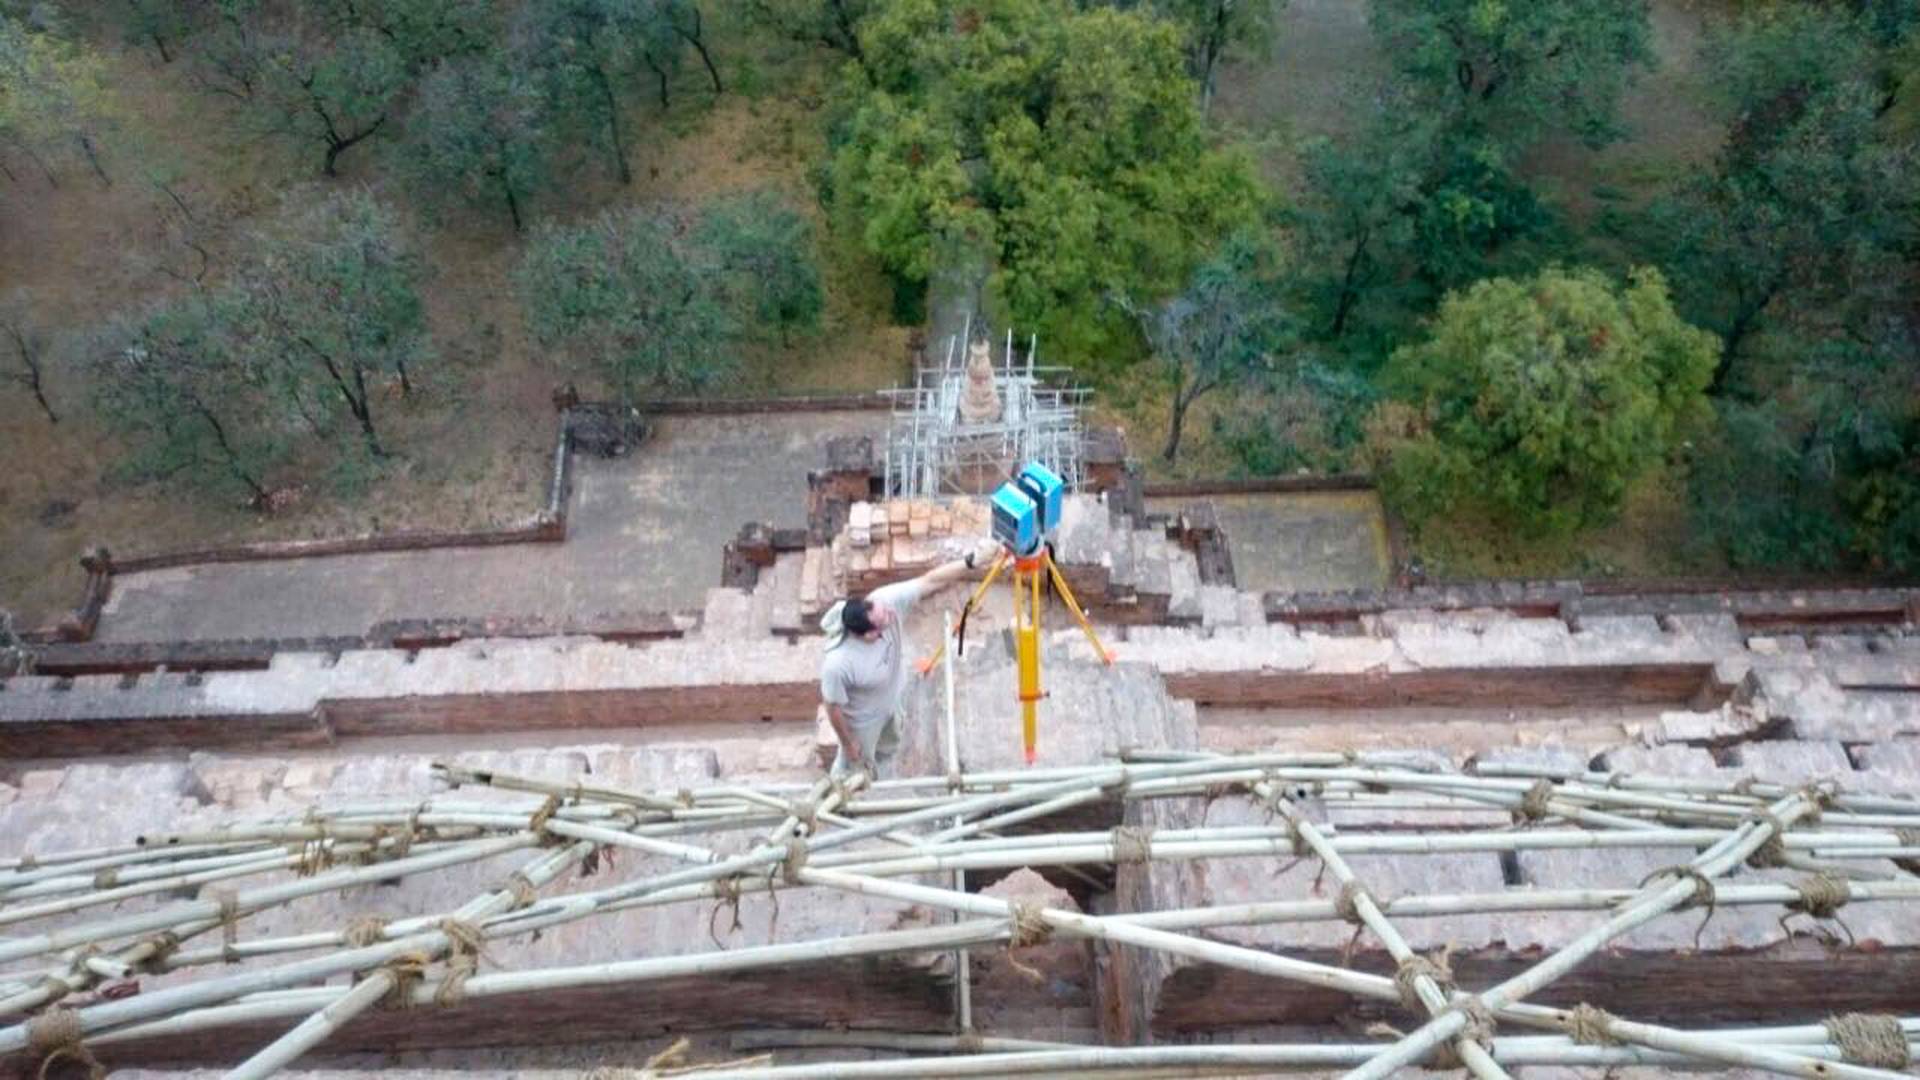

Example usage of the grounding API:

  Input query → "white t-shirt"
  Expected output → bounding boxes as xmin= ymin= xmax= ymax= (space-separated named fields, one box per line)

xmin=819 ymin=580 xmax=925 ymax=727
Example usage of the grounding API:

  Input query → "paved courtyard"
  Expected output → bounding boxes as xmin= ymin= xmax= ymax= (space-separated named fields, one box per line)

xmin=1148 ymin=490 xmax=1392 ymax=594
xmin=97 ymin=411 xmax=888 ymax=642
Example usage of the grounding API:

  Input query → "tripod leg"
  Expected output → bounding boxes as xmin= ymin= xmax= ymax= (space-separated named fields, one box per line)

xmin=916 ymin=550 xmax=1010 ymax=675
xmin=1044 ymin=553 xmax=1115 ymax=665
xmin=1017 ymin=563 xmax=1041 ymax=764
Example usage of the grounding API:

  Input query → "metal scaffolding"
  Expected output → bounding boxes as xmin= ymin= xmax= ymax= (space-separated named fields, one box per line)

xmin=883 ymin=317 xmax=1090 ymax=498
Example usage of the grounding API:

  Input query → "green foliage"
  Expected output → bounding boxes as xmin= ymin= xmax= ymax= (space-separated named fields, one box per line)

xmin=831 ymin=0 xmax=1262 ymax=360
xmin=1214 ymin=358 xmax=1379 ymax=476
xmin=513 ymin=0 xmax=668 ymax=184
xmin=1373 ymin=266 xmax=1717 ymax=534
xmin=1647 ymin=4 xmax=1914 ymax=392
xmin=231 ymin=190 xmax=429 ymax=457
xmin=1121 ymin=230 xmax=1293 ymax=463
xmin=1368 ymin=0 xmax=1653 ymax=148
xmin=1101 ymin=0 xmax=1277 ymax=108
xmin=93 ymin=291 xmax=288 ymax=505
xmin=319 ymin=0 xmax=497 ymax=68
xmin=519 ymin=206 xmax=738 ymax=402
xmin=745 ymin=0 xmax=872 ymax=69
xmin=92 ymin=191 xmax=428 ymax=505
xmin=403 ymin=56 xmax=550 ymax=230
xmin=257 ymin=25 xmax=407 ymax=175
xmin=695 ymin=190 xmax=825 ymax=342
xmin=0 ymin=12 xmax=116 ymax=183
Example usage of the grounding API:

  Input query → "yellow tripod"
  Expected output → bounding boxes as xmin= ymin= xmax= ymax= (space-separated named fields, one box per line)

xmin=918 ymin=545 xmax=1113 ymax=763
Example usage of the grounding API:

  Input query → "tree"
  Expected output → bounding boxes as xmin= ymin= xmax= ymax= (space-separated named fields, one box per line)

xmin=514 ymin=0 xmax=695 ymax=182
xmin=0 ymin=292 xmax=58 ymax=424
xmin=93 ymin=291 xmax=284 ymax=507
xmin=1125 ymin=0 xmax=1277 ymax=112
xmin=834 ymin=0 xmax=1261 ymax=358
xmin=695 ymin=190 xmax=824 ymax=343
xmin=746 ymin=0 xmax=873 ymax=75
xmin=118 ymin=0 xmax=197 ymax=63
xmin=1368 ymin=0 xmax=1653 ymax=149
xmin=1118 ymin=231 xmax=1291 ymax=463
xmin=403 ymin=56 xmax=550 ymax=230
xmin=1648 ymin=5 xmax=1914 ymax=392
xmin=230 ymin=191 xmax=429 ymax=457
xmin=1370 ymin=266 xmax=1717 ymax=533
xmin=518 ymin=206 xmax=739 ymax=402
xmin=318 ymin=0 xmax=496 ymax=68
xmin=256 ymin=25 xmax=406 ymax=175
xmin=0 ymin=13 xmax=116 ymax=186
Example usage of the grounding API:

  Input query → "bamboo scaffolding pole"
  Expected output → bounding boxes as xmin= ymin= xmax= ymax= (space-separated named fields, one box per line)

xmin=1340 ymin=789 xmax=1907 ymax=1080
xmin=3 ymin=760 xmax=1917 ymax=1079
xmin=1242 ymin=776 xmax=1510 ymax=1080
xmin=222 ymin=837 xmax=595 ymax=1080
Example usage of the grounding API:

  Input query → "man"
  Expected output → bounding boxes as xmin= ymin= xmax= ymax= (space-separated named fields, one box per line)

xmin=818 ymin=544 xmax=991 ymax=778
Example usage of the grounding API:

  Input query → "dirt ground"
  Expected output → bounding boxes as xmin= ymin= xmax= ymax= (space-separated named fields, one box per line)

xmin=0 ymin=28 xmax=906 ymax=631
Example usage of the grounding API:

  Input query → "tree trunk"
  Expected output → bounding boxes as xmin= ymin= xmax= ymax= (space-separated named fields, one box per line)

xmin=320 ymin=115 xmax=386 ymax=178
xmin=502 ymin=171 xmax=524 ymax=231
xmin=1161 ymin=367 xmax=1189 ymax=464
xmin=195 ymin=402 xmax=270 ymax=508
xmin=642 ymin=53 xmax=671 ymax=108
xmin=77 ymin=134 xmax=110 ymax=186
xmin=679 ymin=5 xmax=724 ymax=94
xmin=591 ymin=66 xmax=633 ymax=183
xmin=347 ymin=363 xmax=385 ymax=456
xmin=1328 ymin=226 xmax=1371 ymax=338
xmin=5 ymin=322 xmax=56 ymax=424
xmin=152 ymin=33 xmax=172 ymax=63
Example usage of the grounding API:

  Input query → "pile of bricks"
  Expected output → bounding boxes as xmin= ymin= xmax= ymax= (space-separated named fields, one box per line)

xmin=798 ymin=498 xmax=994 ymax=614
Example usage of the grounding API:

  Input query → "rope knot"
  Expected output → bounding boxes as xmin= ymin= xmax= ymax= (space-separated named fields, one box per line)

xmin=527 ymin=795 xmax=562 ymax=835
xmin=1743 ymin=809 xmax=1789 ymax=868
xmin=27 ymin=1007 xmax=102 ymax=1080
xmin=375 ymin=950 xmax=432 ymax=1010
xmin=780 ymin=836 xmax=809 ymax=885
xmin=342 ymin=915 xmax=389 ymax=948
xmin=1565 ymin=1002 xmax=1619 ymax=1046
xmin=1003 ymin=900 xmax=1055 ymax=984
xmin=1110 ymin=826 xmax=1153 ymax=866
xmin=1639 ymin=865 xmax=1718 ymax=948
xmin=1511 ymin=778 xmax=1554 ymax=824
xmin=1788 ymin=872 xmax=1851 ymax=920
xmin=1332 ymin=880 xmax=1371 ymax=926
xmin=1825 ymin=1012 xmax=1911 ymax=1068
xmin=1391 ymin=947 xmax=1454 ymax=1013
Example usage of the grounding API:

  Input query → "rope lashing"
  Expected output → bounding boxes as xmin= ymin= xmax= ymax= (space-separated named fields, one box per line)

xmin=1391 ymin=948 xmax=1454 ymax=1013
xmin=1425 ymin=995 xmax=1496 ymax=1070
xmin=342 ymin=915 xmax=389 ymax=948
xmin=780 ymin=836 xmax=809 ymax=885
xmin=376 ymin=950 xmax=431 ymax=1010
xmin=1788 ymin=872 xmax=1851 ymax=920
xmin=504 ymin=871 xmax=539 ymax=910
xmin=27 ymin=1007 xmax=103 ymax=1080
xmin=207 ymin=885 xmax=241 ymax=963
xmin=1004 ymin=901 xmax=1056 ymax=984
xmin=1824 ymin=1012 xmax=1911 ymax=1068
xmin=1564 ymin=1002 xmax=1620 ymax=1045
xmin=1639 ymin=865 xmax=1717 ymax=948
xmin=434 ymin=918 xmax=488 ymax=1007
xmin=1332 ymin=881 xmax=1371 ymax=925
xmin=1110 ymin=826 xmax=1153 ymax=866
xmin=709 ymin=875 xmax=746 ymax=947
xmin=528 ymin=795 xmax=563 ymax=840
xmin=1744 ymin=809 xmax=1790 ymax=869
xmin=90 ymin=869 xmax=117 ymax=890
xmin=1511 ymin=778 xmax=1555 ymax=824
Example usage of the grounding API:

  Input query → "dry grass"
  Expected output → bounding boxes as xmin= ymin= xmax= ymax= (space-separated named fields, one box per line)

xmin=0 ymin=30 xmax=904 ymax=629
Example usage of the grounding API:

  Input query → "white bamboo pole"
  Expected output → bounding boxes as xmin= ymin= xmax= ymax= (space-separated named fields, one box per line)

xmin=1340 ymin=790 xmax=1904 ymax=1080
xmin=942 ymin=612 xmax=973 ymax=1036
